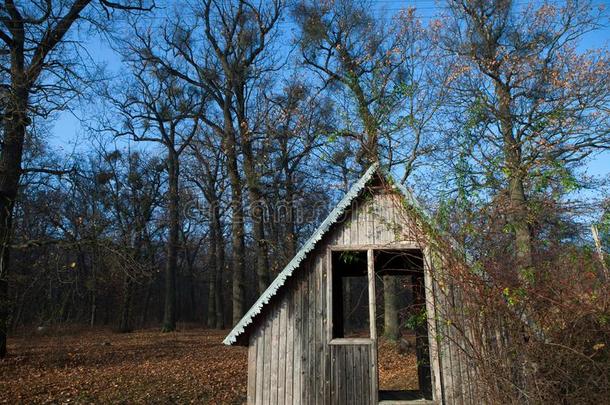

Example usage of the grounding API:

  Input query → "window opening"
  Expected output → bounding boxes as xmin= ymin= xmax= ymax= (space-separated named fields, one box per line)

xmin=331 ymin=250 xmax=370 ymax=339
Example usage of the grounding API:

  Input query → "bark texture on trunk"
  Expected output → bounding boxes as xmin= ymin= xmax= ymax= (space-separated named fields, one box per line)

xmin=383 ymin=275 xmax=400 ymax=340
xmin=235 ymin=86 xmax=270 ymax=295
xmin=0 ymin=78 xmax=28 ymax=358
xmin=495 ymin=80 xmax=533 ymax=272
xmin=118 ymin=277 xmax=133 ymax=333
xmin=284 ymin=174 xmax=296 ymax=260
xmin=207 ymin=195 xmax=225 ymax=329
xmin=162 ymin=148 xmax=179 ymax=332
xmin=222 ymin=96 xmax=246 ymax=324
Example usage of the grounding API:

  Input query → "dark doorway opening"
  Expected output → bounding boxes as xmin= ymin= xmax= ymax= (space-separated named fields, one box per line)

xmin=374 ymin=249 xmax=433 ymax=402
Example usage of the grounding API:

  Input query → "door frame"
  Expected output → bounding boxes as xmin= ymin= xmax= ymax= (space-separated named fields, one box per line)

xmin=326 ymin=244 xmax=442 ymax=403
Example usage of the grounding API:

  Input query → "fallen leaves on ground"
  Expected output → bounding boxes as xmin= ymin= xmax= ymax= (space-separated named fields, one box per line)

xmin=377 ymin=335 xmax=419 ymax=391
xmin=0 ymin=327 xmax=247 ymax=404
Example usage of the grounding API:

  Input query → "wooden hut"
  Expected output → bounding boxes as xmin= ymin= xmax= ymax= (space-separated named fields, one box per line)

xmin=224 ymin=164 xmax=475 ymax=404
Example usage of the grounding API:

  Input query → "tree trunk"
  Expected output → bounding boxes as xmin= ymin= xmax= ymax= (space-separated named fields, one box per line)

xmin=207 ymin=248 xmax=217 ymax=328
xmin=495 ymin=80 xmax=533 ymax=271
xmin=509 ymin=175 xmax=532 ymax=269
xmin=214 ymin=259 xmax=224 ymax=329
xmin=383 ymin=275 xmax=400 ymax=340
xmin=283 ymin=165 xmax=296 ymax=260
xmin=235 ymin=87 xmax=270 ymax=295
xmin=141 ymin=277 xmax=153 ymax=327
xmin=0 ymin=76 xmax=28 ymax=358
xmin=118 ymin=277 xmax=133 ymax=333
xmin=207 ymin=194 xmax=225 ymax=329
xmin=222 ymin=94 xmax=246 ymax=325
xmin=214 ymin=204 xmax=225 ymax=329
xmin=162 ymin=148 xmax=179 ymax=332
xmin=207 ymin=213 xmax=218 ymax=328
xmin=89 ymin=251 xmax=97 ymax=327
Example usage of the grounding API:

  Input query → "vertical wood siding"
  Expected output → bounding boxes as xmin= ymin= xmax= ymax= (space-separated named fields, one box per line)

xmin=246 ymin=191 xmax=475 ymax=404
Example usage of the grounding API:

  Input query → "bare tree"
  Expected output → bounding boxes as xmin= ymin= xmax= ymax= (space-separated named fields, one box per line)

xmin=186 ymin=133 xmax=227 ymax=328
xmin=262 ymin=79 xmax=330 ymax=261
xmin=133 ymin=0 xmax=284 ymax=319
xmin=100 ymin=39 xmax=202 ymax=331
xmin=97 ymin=148 xmax=164 ymax=332
xmin=0 ymin=0 xmax=153 ymax=358
xmin=200 ymin=0 xmax=283 ymax=296
xmin=293 ymin=0 xmax=446 ymax=179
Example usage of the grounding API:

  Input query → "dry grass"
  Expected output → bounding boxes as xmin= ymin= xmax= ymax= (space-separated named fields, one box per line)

xmin=0 ymin=327 xmax=247 ymax=404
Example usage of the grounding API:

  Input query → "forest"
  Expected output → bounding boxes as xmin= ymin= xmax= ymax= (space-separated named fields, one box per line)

xmin=0 ymin=0 xmax=609 ymax=403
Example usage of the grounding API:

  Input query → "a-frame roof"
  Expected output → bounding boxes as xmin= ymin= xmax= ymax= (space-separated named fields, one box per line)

xmin=223 ymin=163 xmax=427 ymax=345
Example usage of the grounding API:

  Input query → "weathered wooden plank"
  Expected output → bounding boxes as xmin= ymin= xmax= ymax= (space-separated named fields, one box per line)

xmin=247 ymin=334 xmax=257 ymax=405
xmin=390 ymin=193 xmax=402 ymax=243
xmin=388 ymin=193 xmax=403 ymax=242
xmin=453 ymin=287 xmax=473 ymax=405
xmin=367 ymin=249 xmax=378 ymax=403
xmin=370 ymin=195 xmax=378 ymax=244
xmin=339 ymin=207 xmax=349 ymax=245
xmin=323 ymin=250 xmax=332 ymax=405
xmin=307 ymin=259 xmax=316 ymax=405
xmin=330 ymin=345 xmax=336 ymax=405
xmin=387 ymin=193 xmax=396 ymax=243
xmin=344 ymin=347 xmax=351 ymax=404
xmin=309 ymin=257 xmax=317 ymax=405
xmin=285 ymin=288 xmax=294 ymax=405
xmin=354 ymin=346 xmax=362 ymax=405
xmin=361 ymin=345 xmax=370 ymax=405
xmin=314 ymin=256 xmax=322 ymax=405
xmin=296 ymin=278 xmax=306 ymax=403
xmin=437 ymin=274 xmax=455 ymax=405
xmin=362 ymin=195 xmax=370 ymax=244
xmin=378 ymin=193 xmax=391 ymax=244
xmin=346 ymin=345 xmax=354 ymax=403
xmin=355 ymin=346 xmax=363 ymax=405
xmin=350 ymin=200 xmax=359 ymax=246
xmin=373 ymin=194 xmax=384 ymax=243
xmin=449 ymin=286 xmax=465 ymax=405
xmin=317 ymin=255 xmax=329 ymax=404
xmin=341 ymin=346 xmax=349 ymax=405
xmin=293 ymin=272 xmax=302 ymax=404
xmin=255 ymin=325 xmax=265 ymax=405
xmin=362 ymin=196 xmax=374 ymax=244
xmin=332 ymin=345 xmax=343 ymax=405
xmin=355 ymin=198 xmax=364 ymax=245
xmin=262 ymin=315 xmax=273 ymax=405
xmin=423 ymin=247 xmax=443 ymax=403
xmin=270 ymin=304 xmax=280 ymax=405
xmin=301 ymin=260 xmax=310 ymax=405
xmin=278 ymin=299 xmax=287 ymax=404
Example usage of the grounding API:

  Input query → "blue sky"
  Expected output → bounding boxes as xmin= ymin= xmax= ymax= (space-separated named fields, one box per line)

xmin=48 ymin=0 xmax=610 ymax=194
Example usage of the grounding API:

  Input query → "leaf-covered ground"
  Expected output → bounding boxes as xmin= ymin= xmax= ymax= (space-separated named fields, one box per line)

xmin=377 ymin=335 xmax=419 ymax=392
xmin=0 ymin=328 xmax=247 ymax=404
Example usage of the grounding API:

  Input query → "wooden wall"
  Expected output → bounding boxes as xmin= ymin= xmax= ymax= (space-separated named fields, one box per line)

xmin=245 ymin=189 xmax=476 ymax=404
